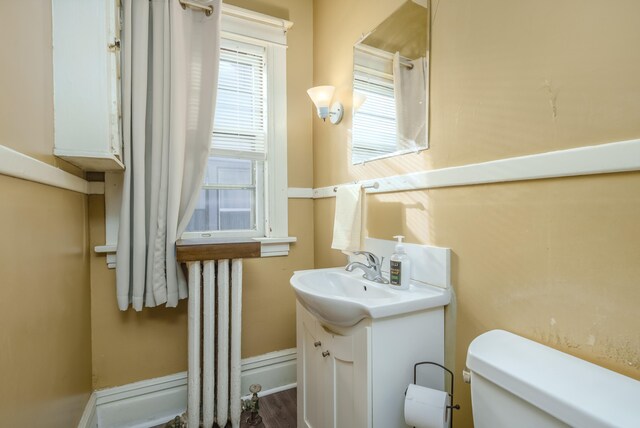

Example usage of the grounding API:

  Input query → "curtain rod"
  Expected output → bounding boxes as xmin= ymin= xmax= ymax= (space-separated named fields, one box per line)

xmin=179 ymin=0 xmax=214 ymax=16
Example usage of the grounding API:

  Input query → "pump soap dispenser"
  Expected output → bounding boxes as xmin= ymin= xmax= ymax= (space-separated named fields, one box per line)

xmin=389 ymin=235 xmax=411 ymax=290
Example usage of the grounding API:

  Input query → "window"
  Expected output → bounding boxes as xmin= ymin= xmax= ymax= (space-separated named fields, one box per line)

xmin=182 ymin=7 xmax=292 ymax=255
xmin=352 ymin=72 xmax=397 ymax=164
xmin=185 ymin=39 xmax=267 ymax=238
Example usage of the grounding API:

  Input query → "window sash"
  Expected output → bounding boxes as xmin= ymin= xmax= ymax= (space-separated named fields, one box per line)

xmin=212 ymin=39 xmax=267 ymax=160
xmin=182 ymin=159 xmax=264 ymax=239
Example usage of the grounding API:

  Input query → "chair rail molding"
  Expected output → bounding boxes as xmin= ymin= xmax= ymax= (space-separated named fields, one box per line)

xmin=0 ymin=144 xmax=104 ymax=195
xmin=314 ymin=138 xmax=640 ymax=198
xmin=287 ymin=187 xmax=314 ymax=198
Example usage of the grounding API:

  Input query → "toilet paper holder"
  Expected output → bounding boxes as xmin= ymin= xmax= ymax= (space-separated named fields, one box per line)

xmin=410 ymin=362 xmax=461 ymax=428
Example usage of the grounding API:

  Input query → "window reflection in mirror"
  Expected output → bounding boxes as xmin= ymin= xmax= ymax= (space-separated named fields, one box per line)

xmin=351 ymin=0 xmax=430 ymax=164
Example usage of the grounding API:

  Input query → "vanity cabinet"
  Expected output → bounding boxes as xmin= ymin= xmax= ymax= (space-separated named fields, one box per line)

xmin=52 ymin=0 xmax=124 ymax=171
xmin=296 ymin=302 xmax=445 ymax=428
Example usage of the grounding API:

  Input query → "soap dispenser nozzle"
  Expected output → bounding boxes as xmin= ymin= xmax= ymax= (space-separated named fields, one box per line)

xmin=393 ymin=235 xmax=406 ymax=252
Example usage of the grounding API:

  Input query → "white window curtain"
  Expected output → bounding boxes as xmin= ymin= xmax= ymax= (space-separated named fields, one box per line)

xmin=116 ymin=0 xmax=221 ymax=311
xmin=393 ymin=51 xmax=427 ymax=150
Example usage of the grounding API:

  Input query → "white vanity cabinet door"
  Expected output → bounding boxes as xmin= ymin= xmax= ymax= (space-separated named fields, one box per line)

xmin=299 ymin=309 xmax=324 ymax=428
xmin=52 ymin=0 xmax=124 ymax=171
xmin=323 ymin=324 xmax=371 ymax=428
xmin=297 ymin=303 xmax=372 ymax=428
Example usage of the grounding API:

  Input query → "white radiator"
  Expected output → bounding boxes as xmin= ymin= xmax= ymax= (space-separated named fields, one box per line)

xmin=187 ymin=259 xmax=243 ymax=428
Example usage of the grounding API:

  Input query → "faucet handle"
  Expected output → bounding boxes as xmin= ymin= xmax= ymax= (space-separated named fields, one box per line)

xmin=353 ymin=251 xmax=380 ymax=267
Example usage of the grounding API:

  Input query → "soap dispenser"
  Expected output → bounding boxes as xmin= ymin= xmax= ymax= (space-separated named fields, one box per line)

xmin=389 ymin=235 xmax=411 ymax=290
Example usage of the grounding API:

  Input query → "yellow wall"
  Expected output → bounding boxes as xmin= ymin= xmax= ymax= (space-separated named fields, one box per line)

xmin=0 ymin=3 xmax=92 ymax=425
xmin=313 ymin=1 xmax=640 ymax=426
xmin=88 ymin=0 xmax=315 ymax=389
xmin=0 ymin=2 xmax=55 ymax=164
xmin=0 ymin=176 xmax=92 ymax=427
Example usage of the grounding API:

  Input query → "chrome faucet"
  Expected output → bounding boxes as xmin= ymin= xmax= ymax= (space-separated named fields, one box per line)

xmin=345 ymin=251 xmax=389 ymax=284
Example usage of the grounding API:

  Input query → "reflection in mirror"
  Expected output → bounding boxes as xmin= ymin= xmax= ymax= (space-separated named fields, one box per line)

xmin=351 ymin=0 xmax=430 ymax=164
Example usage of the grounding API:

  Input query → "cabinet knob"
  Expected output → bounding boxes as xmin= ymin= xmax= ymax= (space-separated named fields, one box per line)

xmin=314 ymin=341 xmax=321 ymax=348
xmin=322 ymin=350 xmax=330 ymax=358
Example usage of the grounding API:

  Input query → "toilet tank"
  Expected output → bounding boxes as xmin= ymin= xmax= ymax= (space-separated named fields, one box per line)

xmin=466 ymin=330 xmax=640 ymax=428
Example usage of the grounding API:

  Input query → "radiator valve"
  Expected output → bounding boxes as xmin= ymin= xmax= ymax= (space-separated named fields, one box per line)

xmin=242 ymin=384 xmax=263 ymax=426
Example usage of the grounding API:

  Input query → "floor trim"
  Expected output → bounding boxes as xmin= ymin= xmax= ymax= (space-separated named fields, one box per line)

xmin=77 ymin=392 xmax=98 ymax=428
xmin=78 ymin=348 xmax=297 ymax=428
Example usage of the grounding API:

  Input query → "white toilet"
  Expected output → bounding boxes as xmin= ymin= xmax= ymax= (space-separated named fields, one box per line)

xmin=466 ymin=330 xmax=640 ymax=428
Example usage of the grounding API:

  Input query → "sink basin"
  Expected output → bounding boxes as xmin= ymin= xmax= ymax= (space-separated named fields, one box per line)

xmin=290 ymin=267 xmax=451 ymax=327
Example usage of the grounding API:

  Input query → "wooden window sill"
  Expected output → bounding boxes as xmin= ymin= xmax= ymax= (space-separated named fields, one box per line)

xmin=96 ymin=236 xmax=297 ymax=267
xmin=176 ymin=238 xmax=261 ymax=262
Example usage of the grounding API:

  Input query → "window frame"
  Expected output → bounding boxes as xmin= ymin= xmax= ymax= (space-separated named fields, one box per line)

xmin=181 ymin=6 xmax=290 ymax=245
xmin=183 ymin=36 xmax=268 ymax=239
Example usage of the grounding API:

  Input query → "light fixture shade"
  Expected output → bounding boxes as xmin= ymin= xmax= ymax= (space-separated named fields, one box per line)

xmin=307 ymin=86 xmax=336 ymax=121
xmin=307 ymin=85 xmax=335 ymax=109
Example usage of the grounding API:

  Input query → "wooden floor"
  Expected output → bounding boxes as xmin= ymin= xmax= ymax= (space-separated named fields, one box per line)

xmin=154 ymin=388 xmax=297 ymax=428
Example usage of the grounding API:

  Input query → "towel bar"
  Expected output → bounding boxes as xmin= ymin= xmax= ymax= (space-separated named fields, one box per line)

xmin=333 ymin=182 xmax=379 ymax=192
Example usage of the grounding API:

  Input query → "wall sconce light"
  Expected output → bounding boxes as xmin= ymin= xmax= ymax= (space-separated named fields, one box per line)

xmin=307 ymin=85 xmax=343 ymax=124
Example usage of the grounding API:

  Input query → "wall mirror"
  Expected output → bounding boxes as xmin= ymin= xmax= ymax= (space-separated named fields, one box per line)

xmin=351 ymin=0 xmax=430 ymax=164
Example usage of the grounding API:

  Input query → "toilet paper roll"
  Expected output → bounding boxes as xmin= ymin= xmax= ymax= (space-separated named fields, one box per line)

xmin=404 ymin=383 xmax=449 ymax=428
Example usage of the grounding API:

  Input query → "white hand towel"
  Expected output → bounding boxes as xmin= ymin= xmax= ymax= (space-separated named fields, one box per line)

xmin=331 ymin=184 xmax=363 ymax=252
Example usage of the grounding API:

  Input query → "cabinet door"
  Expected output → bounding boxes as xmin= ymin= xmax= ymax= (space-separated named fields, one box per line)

xmin=299 ymin=314 xmax=324 ymax=428
xmin=297 ymin=305 xmax=372 ymax=428
xmin=52 ymin=0 xmax=124 ymax=171
xmin=324 ymin=325 xmax=371 ymax=428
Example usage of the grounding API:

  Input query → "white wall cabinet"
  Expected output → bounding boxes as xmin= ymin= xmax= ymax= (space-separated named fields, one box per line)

xmin=52 ymin=0 xmax=124 ymax=171
xmin=296 ymin=302 xmax=446 ymax=428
